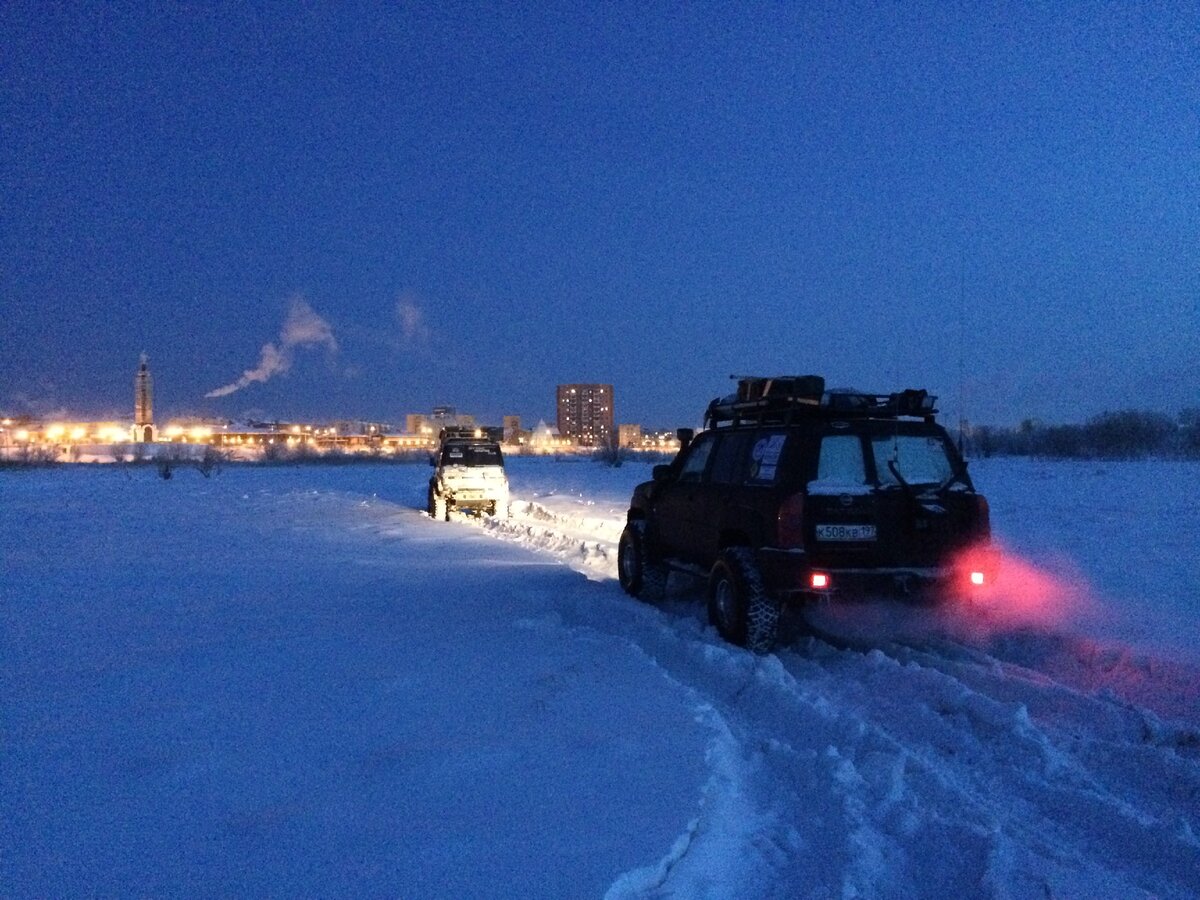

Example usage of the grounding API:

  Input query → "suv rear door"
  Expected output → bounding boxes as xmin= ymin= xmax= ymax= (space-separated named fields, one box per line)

xmin=866 ymin=426 xmax=980 ymax=565
xmin=654 ymin=429 xmax=793 ymax=566
xmin=805 ymin=422 xmax=981 ymax=569
xmin=691 ymin=427 xmax=798 ymax=558
xmin=651 ymin=432 xmax=717 ymax=562
xmin=804 ymin=428 xmax=883 ymax=568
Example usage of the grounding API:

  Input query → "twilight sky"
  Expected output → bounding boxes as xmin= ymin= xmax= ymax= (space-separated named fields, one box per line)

xmin=2 ymin=3 xmax=1196 ymax=429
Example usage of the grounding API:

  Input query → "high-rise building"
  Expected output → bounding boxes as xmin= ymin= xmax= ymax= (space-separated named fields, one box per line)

xmin=407 ymin=408 xmax=476 ymax=437
xmin=618 ymin=423 xmax=643 ymax=449
xmin=502 ymin=415 xmax=521 ymax=444
xmin=556 ymin=384 xmax=613 ymax=447
xmin=133 ymin=353 xmax=154 ymax=442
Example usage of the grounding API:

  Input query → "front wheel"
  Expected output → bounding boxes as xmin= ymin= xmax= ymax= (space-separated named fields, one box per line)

xmin=429 ymin=488 xmax=448 ymax=521
xmin=617 ymin=522 xmax=667 ymax=602
xmin=708 ymin=547 xmax=781 ymax=654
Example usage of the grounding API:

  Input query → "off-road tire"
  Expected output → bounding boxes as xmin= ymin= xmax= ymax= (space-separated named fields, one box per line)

xmin=708 ymin=547 xmax=781 ymax=654
xmin=618 ymin=521 xmax=668 ymax=602
xmin=429 ymin=486 xmax=448 ymax=521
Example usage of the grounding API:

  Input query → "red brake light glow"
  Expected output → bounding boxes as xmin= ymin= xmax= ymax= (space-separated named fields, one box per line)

xmin=811 ymin=572 xmax=830 ymax=590
xmin=970 ymin=571 xmax=986 ymax=586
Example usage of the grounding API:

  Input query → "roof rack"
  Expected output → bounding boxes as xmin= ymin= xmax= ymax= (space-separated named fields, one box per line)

xmin=438 ymin=426 xmax=488 ymax=443
xmin=704 ymin=375 xmax=938 ymax=428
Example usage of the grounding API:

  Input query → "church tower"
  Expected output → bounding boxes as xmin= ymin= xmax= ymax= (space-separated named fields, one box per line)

xmin=133 ymin=353 xmax=154 ymax=442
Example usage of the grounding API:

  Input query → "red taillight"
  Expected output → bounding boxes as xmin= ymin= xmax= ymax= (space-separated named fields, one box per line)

xmin=777 ymin=492 xmax=805 ymax=547
xmin=955 ymin=543 xmax=999 ymax=591
xmin=811 ymin=572 xmax=830 ymax=590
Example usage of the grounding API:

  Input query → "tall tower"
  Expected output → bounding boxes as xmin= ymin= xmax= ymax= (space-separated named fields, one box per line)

xmin=133 ymin=353 xmax=154 ymax=442
xmin=556 ymin=383 xmax=614 ymax=447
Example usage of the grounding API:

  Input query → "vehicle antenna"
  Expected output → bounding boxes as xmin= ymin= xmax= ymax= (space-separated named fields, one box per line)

xmin=957 ymin=248 xmax=966 ymax=456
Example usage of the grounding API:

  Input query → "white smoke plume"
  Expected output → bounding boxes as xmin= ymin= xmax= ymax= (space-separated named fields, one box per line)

xmin=396 ymin=295 xmax=431 ymax=343
xmin=206 ymin=297 xmax=338 ymax=399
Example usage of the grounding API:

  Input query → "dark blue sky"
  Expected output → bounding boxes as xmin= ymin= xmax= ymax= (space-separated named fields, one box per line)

xmin=2 ymin=3 xmax=1196 ymax=428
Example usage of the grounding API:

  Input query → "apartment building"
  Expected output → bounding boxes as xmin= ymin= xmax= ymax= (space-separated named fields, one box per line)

xmin=556 ymin=384 xmax=614 ymax=447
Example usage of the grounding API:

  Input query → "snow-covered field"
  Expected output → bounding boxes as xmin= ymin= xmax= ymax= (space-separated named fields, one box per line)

xmin=3 ymin=456 xmax=1198 ymax=898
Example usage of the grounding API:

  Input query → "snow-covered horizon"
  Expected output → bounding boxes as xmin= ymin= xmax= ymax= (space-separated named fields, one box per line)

xmin=3 ymin=457 xmax=1198 ymax=897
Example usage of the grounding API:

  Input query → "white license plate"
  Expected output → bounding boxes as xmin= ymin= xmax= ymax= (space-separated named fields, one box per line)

xmin=816 ymin=523 xmax=877 ymax=541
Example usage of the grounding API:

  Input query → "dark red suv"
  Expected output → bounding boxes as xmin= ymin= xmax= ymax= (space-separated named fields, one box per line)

xmin=617 ymin=376 xmax=995 ymax=652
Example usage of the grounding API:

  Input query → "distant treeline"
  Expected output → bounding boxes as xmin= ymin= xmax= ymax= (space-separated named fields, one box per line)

xmin=966 ymin=409 xmax=1200 ymax=460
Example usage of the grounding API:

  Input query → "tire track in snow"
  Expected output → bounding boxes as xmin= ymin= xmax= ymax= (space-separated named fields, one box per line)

xmin=479 ymin=498 xmax=622 ymax=580
xmin=454 ymin=484 xmax=1200 ymax=896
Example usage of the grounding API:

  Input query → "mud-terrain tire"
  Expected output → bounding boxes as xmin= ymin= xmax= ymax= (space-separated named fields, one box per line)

xmin=429 ymin=487 xmax=448 ymax=521
xmin=708 ymin=547 xmax=781 ymax=654
xmin=618 ymin=522 xmax=668 ymax=602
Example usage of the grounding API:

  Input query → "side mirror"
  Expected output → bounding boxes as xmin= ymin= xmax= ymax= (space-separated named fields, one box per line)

xmin=676 ymin=428 xmax=694 ymax=452
xmin=429 ymin=455 xmax=436 ymax=467
xmin=652 ymin=464 xmax=673 ymax=482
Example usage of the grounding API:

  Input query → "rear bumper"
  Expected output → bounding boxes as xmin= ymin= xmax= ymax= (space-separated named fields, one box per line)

xmin=757 ymin=547 xmax=995 ymax=599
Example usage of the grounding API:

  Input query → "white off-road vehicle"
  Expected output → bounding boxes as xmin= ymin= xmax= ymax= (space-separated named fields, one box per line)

xmin=427 ymin=434 xmax=510 ymax=520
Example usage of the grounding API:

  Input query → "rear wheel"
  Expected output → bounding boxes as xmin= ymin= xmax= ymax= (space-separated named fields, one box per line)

xmin=430 ymin=488 xmax=448 ymax=521
xmin=708 ymin=547 xmax=781 ymax=654
xmin=618 ymin=522 xmax=667 ymax=602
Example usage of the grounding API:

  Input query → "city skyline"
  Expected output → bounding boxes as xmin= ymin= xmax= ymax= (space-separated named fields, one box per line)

xmin=0 ymin=353 xmax=654 ymax=433
xmin=3 ymin=5 xmax=1196 ymax=428
xmin=1 ymin=343 xmax=1195 ymax=435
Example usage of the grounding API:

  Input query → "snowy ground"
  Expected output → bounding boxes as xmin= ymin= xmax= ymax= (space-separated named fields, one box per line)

xmin=2 ymin=457 xmax=1198 ymax=898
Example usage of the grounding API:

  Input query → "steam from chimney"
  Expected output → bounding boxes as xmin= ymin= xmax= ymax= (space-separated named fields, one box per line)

xmin=206 ymin=297 xmax=338 ymax=399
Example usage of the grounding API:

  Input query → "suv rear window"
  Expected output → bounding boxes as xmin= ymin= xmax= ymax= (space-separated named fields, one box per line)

xmin=809 ymin=434 xmax=871 ymax=495
xmin=871 ymin=434 xmax=952 ymax=486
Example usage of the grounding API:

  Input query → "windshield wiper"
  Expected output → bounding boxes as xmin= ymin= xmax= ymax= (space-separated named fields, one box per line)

xmin=887 ymin=459 xmax=914 ymax=498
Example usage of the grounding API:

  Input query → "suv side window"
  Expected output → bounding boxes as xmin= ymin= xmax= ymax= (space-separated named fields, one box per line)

xmin=709 ymin=431 xmax=753 ymax=485
xmin=746 ymin=430 xmax=788 ymax=485
xmin=676 ymin=433 xmax=716 ymax=483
